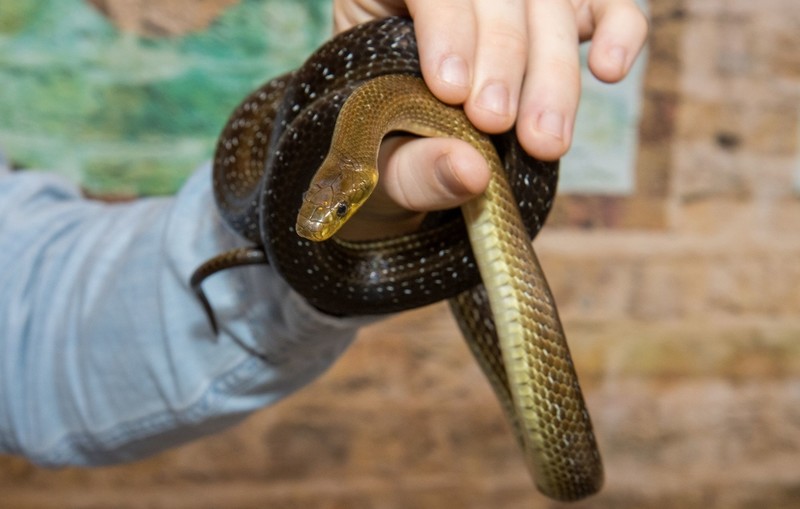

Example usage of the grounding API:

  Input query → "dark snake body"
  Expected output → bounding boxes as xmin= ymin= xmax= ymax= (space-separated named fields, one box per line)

xmin=192 ymin=17 xmax=602 ymax=501
xmin=208 ymin=17 xmax=556 ymax=313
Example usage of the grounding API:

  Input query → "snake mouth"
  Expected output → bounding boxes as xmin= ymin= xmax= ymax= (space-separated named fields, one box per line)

xmin=295 ymin=220 xmax=328 ymax=242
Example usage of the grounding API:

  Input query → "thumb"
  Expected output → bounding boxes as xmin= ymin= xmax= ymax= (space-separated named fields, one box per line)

xmin=379 ymin=135 xmax=490 ymax=212
xmin=336 ymin=135 xmax=490 ymax=241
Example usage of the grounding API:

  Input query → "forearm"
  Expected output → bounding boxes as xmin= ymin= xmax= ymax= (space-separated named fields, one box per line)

xmin=0 ymin=162 xmax=370 ymax=466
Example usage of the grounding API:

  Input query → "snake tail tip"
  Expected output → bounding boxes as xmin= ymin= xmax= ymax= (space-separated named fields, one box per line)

xmin=191 ymin=282 xmax=221 ymax=336
xmin=201 ymin=296 xmax=221 ymax=337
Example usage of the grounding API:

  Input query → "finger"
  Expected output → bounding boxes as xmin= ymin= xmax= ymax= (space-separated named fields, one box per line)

xmin=463 ymin=0 xmax=529 ymax=133
xmin=332 ymin=0 xmax=408 ymax=33
xmin=517 ymin=0 xmax=581 ymax=161
xmin=585 ymin=0 xmax=649 ymax=83
xmin=406 ymin=0 xmax=476 ymax=106
xmin=378 ymin=136 xmax=490 ymax=212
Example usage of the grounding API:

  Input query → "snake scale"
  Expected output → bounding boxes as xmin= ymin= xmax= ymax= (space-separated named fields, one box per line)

xmin=191 ymin=17 xmax=602 ymax=501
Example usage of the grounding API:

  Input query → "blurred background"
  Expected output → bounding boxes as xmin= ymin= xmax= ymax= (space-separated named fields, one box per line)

xmin=2 ymin=0 xmax=800 ymax=507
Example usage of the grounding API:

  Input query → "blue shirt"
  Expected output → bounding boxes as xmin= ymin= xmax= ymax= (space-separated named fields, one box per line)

xmin=0 ymin=158 xmax=372 ymax=466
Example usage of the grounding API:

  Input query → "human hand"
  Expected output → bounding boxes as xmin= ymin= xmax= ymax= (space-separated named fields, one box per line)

xmin=331 ymin=0 xmax=648 ymax=241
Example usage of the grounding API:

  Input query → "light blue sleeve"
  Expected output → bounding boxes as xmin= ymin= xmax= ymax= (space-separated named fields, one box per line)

xmin=0 ymin=160 xmax=374 ymax=466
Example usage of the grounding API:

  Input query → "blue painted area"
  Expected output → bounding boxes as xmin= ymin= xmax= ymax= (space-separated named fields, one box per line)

xmin=560 ymin=0 xmax=648 ymax=195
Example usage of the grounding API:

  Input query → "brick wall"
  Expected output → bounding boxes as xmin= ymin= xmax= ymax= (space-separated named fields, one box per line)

xmin=3 ymin=0 xmax=800 ymax=508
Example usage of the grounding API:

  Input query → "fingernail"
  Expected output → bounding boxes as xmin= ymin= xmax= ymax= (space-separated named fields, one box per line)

xmin=476 ymin=81 xmax=510 ymax=117
xmin=434 ymin=151 xmax=453 ymax=177
xmin=438 ymin=55 xmax=469 ymax=89
xmin=434 ymin=152 xmax=466 ymax=196
xmin=608 ymin=45 xmax=628 ymax=74
xmin=537 ymin=110 xmax=564 ymax=140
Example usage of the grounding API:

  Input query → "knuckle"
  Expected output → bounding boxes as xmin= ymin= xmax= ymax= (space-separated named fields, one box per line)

xmin=486 ymin=27 xmax=529 ymax=60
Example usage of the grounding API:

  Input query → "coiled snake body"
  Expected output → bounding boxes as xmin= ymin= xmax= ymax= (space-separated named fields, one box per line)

xmin=191 ymin=17 xmax=602 ymax=501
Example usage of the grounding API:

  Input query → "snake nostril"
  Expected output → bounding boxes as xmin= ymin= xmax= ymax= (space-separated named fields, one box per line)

xmin=335 ymin=202 xmax=349 ymax=217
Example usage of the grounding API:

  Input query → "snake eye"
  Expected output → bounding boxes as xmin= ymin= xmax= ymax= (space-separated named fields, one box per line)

xmin=335 ymin=202 xmax=349 ymax=218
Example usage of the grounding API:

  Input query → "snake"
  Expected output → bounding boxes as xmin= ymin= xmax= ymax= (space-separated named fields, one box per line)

xmin=190 ymin=16 xmax=602 ymax=501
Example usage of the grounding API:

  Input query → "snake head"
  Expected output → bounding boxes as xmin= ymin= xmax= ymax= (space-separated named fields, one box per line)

xmin=295 ymin=155 xmax=377 ymax=241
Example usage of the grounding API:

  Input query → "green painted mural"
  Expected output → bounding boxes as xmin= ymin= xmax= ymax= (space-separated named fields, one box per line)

xmin=0 ymin=0 xmax=332 ymax=196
